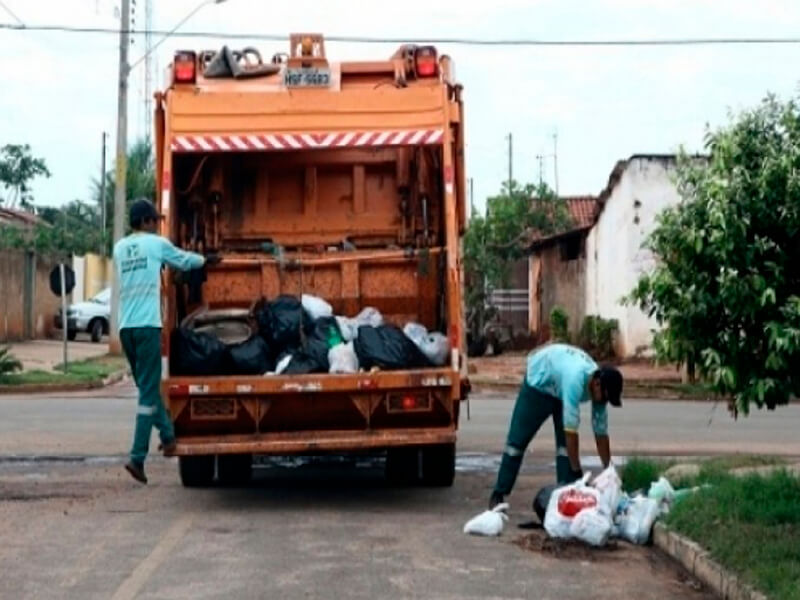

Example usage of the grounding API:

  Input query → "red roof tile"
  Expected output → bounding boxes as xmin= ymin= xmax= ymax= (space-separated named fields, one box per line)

xmin=562 ymin=196 xmax=598 ymax=230
xmin=526 ymin=195 xmax=598 ymax=246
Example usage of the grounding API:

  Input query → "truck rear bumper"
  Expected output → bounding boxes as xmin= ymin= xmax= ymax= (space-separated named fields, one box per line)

xmin=173 ymin=427 xmax=456 ymax=456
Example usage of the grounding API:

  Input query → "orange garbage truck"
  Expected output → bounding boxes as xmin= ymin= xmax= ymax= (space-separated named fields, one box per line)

xmin=154 ymin=34 xmax=469 ymax=487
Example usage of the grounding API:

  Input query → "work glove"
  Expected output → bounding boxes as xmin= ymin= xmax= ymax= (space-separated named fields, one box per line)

xmin=489 ymin=490 xmax=505 ymax=510
xmin=205 ymin=252 xmax=222 ymax=266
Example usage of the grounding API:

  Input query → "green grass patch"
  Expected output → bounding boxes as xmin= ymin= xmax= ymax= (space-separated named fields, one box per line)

xmin=621 ymin=456 xmax=800 ymax=599
xmin=0 ymin=354 xmax=128 ymax=386
xmin=667 ymin=470 xmax=800 ymax=600
xmin=620 ymin=456 xmax=674 ymax=492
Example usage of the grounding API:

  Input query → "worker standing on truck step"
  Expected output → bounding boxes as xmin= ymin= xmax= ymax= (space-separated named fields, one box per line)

xmin=115 ymin=199 xmax=206 ymax=484
xmin=488 ymin=343 xmax=623 ymax=509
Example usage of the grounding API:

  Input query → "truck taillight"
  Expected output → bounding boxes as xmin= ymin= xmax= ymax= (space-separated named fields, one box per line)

xmin=173 ymin=51 xmax=197 ymax=84
xmin=415 ymin=46 xmax=438 ymax=77
xmin=387 ymin=393 xmax=431 ymax=412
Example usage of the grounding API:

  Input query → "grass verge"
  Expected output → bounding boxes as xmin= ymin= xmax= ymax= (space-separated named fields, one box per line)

xmin=0 ymin=354 xmax=128 ymax=386
xmin=622 ymin=457 xmax=800 ymax=600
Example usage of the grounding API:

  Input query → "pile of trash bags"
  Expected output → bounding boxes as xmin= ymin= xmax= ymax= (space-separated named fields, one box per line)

xmin=541 ymin=467 xmax=692 ymax=547
xmin=171 ymin=293 xmax=451 ymax=377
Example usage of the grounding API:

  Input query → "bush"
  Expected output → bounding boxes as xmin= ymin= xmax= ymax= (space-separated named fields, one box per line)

xmin=0 ymin=346 xmax=22 ymax=376
xmin=579 ymin=315 xmax=619 ymax=360
xmin=549 ymin=306 xmax=569 ymax=342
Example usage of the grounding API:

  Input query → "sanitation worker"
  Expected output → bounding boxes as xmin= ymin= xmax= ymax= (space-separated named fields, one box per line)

xmin=114 ymin=199 xmax=206 ymax=484
xmin=489 ymin=343 xmax=623 ymax=509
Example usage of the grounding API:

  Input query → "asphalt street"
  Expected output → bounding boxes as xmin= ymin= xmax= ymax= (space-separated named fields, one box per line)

xmin=1 ymin=382 xmax=797 ymax=599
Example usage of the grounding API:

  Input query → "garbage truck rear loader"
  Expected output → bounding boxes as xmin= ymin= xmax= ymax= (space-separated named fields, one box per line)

xmin=154 ymin=35 xmax=469 ymax=487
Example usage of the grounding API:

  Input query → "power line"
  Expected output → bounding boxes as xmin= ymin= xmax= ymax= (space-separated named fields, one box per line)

xmin=0 ymin=2 xmax=24 ymax=27
xmin=2 ymin=22 xmax=800 ymax=47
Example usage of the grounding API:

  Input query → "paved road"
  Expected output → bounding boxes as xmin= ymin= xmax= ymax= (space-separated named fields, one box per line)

xmin=1 ymin=382 xmax=796 ymax=599
xmin=1 ymin=382 xmax=798 ymax=458
xmin=0 ymin=460 xmax=714 ymax=600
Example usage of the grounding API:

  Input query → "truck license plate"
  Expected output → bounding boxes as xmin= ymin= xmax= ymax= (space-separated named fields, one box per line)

xmin=284 ymin=67 xmax=331 ymax=87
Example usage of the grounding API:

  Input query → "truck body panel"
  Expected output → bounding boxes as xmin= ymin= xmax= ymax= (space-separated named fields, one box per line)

xmin=155 ymin=38 xmax=467 ymax=468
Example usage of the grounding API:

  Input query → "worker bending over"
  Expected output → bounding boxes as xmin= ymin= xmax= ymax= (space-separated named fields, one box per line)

xmin=489 ymin=343 xmax=623 ymax=509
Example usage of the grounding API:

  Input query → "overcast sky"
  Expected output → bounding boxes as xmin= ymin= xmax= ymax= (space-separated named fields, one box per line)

xmin=2 ymin=0 xmax=800 ymax=213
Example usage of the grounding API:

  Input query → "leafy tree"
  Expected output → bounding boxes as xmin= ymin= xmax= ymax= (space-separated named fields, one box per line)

xmin=464 ymin=180 xmax=571 ymax=343
xmin=628 ymin=94 xmax=800 ymax=415
xmin=93 ymin=138 xmax=155 ymax=254
xmin=0 ymin=144 xmax=50 ymax=209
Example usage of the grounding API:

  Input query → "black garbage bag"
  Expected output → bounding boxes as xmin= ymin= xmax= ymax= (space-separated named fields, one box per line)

xmin=171 ymin=328 xmax=229 ymax=376
xmin=533 ymin=484 xmax=559 ymax=523
xmin=353 ymin=325 xmax=432 ymax=371
xmin=254 ymin=295 xmax=313 ymax=351
xmin=228 ymin=335 xmax=274 ymax=375
xmin=276 ymin=317 xmax=341 ymax=375
xmin=278 ymin=350 xmax=324 ymax=375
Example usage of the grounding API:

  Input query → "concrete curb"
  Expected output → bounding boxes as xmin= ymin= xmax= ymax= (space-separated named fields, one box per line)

xmin=653 ymin=523 xmax=767 ymax=600
xmin=0 ymin=369 xmax=129 ymax=395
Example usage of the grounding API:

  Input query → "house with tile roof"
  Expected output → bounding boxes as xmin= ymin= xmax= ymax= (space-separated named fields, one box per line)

xmin=489 ymin=154 xmax=703 ymax=356
xmin=489 ymin=195 xmax=599 ymax=343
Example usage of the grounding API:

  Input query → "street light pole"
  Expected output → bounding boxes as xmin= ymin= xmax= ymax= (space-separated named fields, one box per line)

xmin=109 ymin=0 xmax=130 ymax=355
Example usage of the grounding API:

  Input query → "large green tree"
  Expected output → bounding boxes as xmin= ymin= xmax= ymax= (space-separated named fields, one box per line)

xmin=0 ymin=144 xmax=50 ymax=209
xmin=464 ymin=180 xmax=571 ymax=342
xmin=629 ymin=95 xmax=800 ymax=415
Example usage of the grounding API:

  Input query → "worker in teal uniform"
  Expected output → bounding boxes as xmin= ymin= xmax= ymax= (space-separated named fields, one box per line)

xmin=489 ymin=343 xmax=623 ymax=508
xmin=114 ymin=199 xmax=206 ymax=484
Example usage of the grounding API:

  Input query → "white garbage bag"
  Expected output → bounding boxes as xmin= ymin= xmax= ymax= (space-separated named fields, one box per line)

xmin=420 ymin=332 xmax=451 ymax=366
xmin=354 ymin=307 xmax=383 ymax=328
xmin=463 ymin=503 xmax=510 ymax=536
xmin=648 ymin=477 xmax=676 ymax=506
xmin=403 ymin=323 xmax=451 ymax=366
xmin=335 ymin=316 xmax=359 ymax=342
xmin=544 ymin=473 xmax=601 ymax=539
xmin=569 ymin=506 xmax=613 ymax=547
xmin=403 ymin=322 xmax=428 ymax=346
xmin=592 ymin=465 xmax=623 ymax=515
xmin=274 ymin=354 xmax=292 ymax=375
xmin=617 ymin=496 xmax=661 ymax=544
xmin=328 ymin=342 xmax=359 ymax=374
xmin=301 ymin=294 xmax=333 ymax=320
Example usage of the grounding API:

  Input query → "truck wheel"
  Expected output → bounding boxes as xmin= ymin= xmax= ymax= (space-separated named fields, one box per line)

xmin=217 ymin=454 xmax=252 ymax=487
xmin=179 ymin=455 xmax=215 ymax=487
xmin=67 ymin=330 xmax=77 ymax=341
xmin=90 ymin=319 xmax=104 ymax=343
xmin=385 ymin=448 xmax=421 ymax=485
xmin=421 ymin=443 xmax=456 ymax=487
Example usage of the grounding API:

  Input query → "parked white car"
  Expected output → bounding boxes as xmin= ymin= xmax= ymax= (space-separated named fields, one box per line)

xmin=54 ymin=288 xmax=111 ymax=343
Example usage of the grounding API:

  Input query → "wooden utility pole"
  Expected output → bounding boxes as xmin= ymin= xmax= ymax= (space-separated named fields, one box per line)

xmin=110 ymin=0 xmax=130 ymax=355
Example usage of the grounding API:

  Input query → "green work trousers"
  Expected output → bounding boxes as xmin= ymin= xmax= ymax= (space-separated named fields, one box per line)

xmin=120 ymin=327 xmax=174 ymax=466
xmin=493 ymin=379 xmax=573 ymax=495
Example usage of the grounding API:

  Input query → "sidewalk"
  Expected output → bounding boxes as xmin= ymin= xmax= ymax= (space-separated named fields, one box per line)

xmin=3 ymin=339 xmax=108 ymax=372
xmin=468 ymin=352 xmax=696 ymax=398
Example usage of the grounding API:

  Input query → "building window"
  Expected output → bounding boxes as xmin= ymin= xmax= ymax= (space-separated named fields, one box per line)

xmin=560 ymin=236 xmax=583 ymax=262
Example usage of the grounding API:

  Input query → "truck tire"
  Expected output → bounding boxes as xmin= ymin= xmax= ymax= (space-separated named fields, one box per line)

xmin=217 ymin=453 xmax=252 ymax=487
xmin=385 ymin=448 xmax=421 ymax=485
xmin=90 ymin=319 xmax=105 ymax=343
xmin=67 ymin=330 xmax=77 ymax=341
xmin=421 ymin=443 xmax=456 ymax=487
xmin=179 ymin=455 xmax=215 ymax=487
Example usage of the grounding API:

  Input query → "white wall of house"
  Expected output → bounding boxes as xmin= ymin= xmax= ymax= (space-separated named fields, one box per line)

xmin=585 ymin=156 xmax=682 ymax=357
